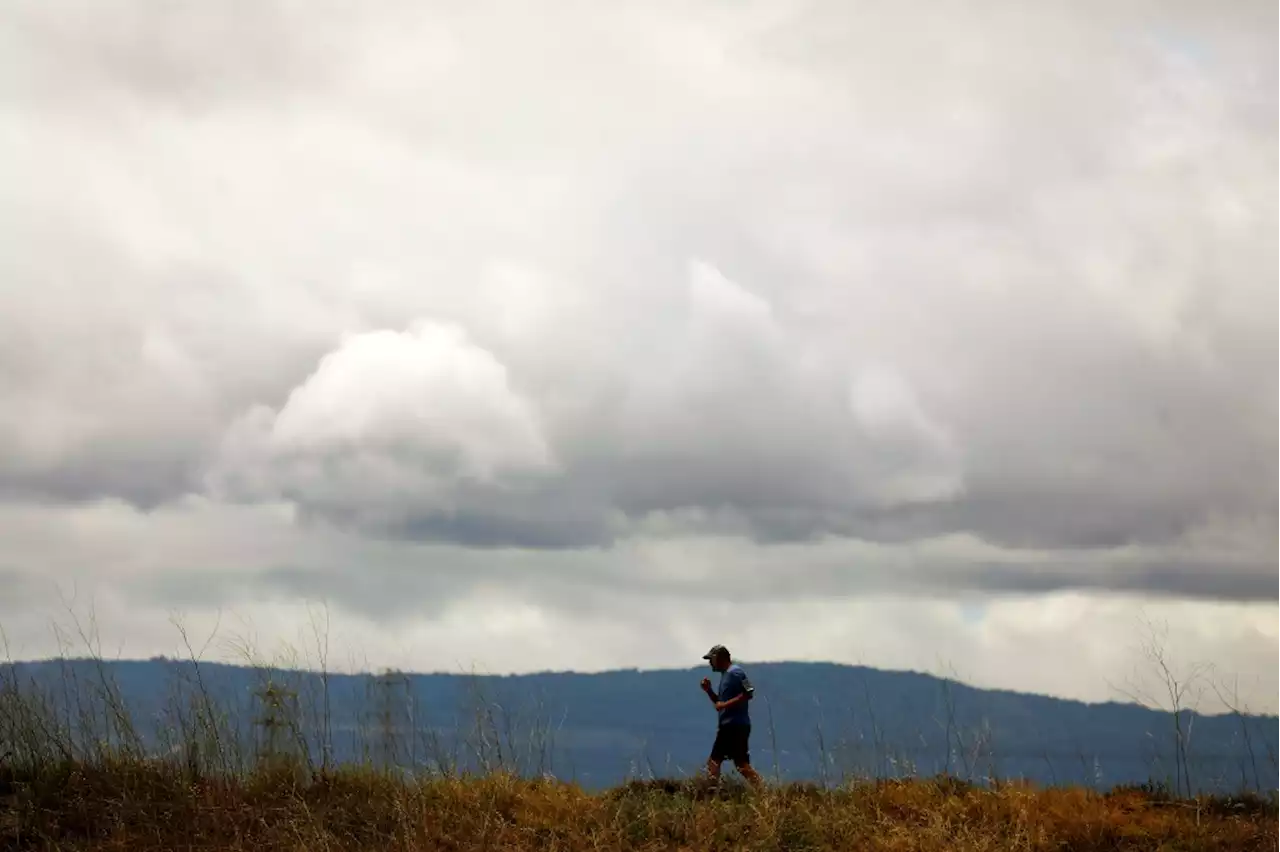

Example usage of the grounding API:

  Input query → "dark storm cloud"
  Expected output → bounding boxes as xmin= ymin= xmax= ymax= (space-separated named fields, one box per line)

xmin=308 ymin=480 xmax=618 ymax=551
xmin=109 ymin=519 xmax=1275 ymax=632
xmin=956 ymin=559 xmax=1277 ymax=602
xmin=0 ymin=453 xmax=196 ymax=509
xmin=0 ymin=0 xmax=357 ymax=109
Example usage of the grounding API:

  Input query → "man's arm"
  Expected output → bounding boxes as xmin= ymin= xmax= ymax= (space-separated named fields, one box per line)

xmin=713 ymin=669 xmax=754 ymax=711
xmin=714 ymin=692 xmax=749 ymax=712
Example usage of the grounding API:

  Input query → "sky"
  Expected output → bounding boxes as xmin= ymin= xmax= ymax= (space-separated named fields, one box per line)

xmin=0 ymin=0 xmax=1276 ymax=715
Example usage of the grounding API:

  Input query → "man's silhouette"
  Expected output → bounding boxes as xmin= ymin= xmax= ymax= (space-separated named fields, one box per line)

xmin=699 ymin=644 xmax=763 ymax=787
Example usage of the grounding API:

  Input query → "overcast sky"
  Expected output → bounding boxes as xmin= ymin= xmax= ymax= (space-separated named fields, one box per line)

xmin=1 ymin=0 xmax=1276 ymax=714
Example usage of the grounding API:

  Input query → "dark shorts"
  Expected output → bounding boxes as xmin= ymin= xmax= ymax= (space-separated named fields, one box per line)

xmin=710 ymin=723 xmax=751 ymax=765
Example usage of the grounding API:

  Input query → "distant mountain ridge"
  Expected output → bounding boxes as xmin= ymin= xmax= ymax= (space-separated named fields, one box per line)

xmin=2 ymin=658 xmax=1274 ymax=793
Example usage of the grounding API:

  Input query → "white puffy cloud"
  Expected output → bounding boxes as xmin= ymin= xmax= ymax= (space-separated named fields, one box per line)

xmin=211 ymin=321 xmax=555 ymax=534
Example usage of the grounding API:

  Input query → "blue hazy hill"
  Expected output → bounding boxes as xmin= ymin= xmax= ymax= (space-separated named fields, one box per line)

xmin=2 ymin=658 xmax=1274 ymax=793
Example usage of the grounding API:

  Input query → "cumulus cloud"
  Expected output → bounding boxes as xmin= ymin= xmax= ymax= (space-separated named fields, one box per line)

xmin=0 ymin=0 xmax=1274 ymax=694
xmin=202 ymin=258 xmax=974 ymax=548
xmin=210 ymin=321 xmax=574 ymax=543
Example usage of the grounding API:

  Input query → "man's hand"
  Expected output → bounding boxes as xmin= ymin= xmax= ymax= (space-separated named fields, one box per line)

xmin=700 ymin=677 xmax=712 ymax=692
xmin=714 ymin=701 xmax=728 ymax=712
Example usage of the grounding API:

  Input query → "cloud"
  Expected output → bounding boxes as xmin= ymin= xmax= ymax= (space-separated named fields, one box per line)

xmin=0 ymin=497 xmax=1274 ymax=713
xmin=0 ymin=0 xmax=1274 ymax=693
xmin=199 ymin=258 xmax=973 ymax=549
xmin=209 ymin=321 xmax=574 ymax=544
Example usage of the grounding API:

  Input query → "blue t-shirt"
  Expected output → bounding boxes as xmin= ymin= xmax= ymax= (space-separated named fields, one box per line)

xmin=716 ymin=663 xmax=753 ymax=727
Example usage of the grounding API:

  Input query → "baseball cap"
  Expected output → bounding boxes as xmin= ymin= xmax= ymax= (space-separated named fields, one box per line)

xmin=702 ymin=644 xmax=729 ymax=660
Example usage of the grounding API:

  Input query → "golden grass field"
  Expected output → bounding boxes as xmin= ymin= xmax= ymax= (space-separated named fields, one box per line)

xmin=2 ymin=634 xmax=1275 ymax=851
xmin=1 ymin=760 xmax=1275 ymax=852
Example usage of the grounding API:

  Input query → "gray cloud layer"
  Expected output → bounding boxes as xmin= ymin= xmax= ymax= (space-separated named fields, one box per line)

xmin=1 ymin=0 xmax=1275 ymax=606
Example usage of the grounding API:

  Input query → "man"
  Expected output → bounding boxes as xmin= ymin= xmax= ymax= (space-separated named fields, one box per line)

xmin=699 ymin=644 xmax=763 ymax=787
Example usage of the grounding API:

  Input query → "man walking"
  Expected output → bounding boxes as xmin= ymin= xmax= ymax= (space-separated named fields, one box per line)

xmin=699 ymin=644 xmax=763 ymax=787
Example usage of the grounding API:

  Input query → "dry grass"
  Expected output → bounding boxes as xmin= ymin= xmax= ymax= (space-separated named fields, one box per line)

xmin=1 ymin=759 xmax=1274 ymax=851
xmin=2 ymin=616 xmax=1275 ymax=850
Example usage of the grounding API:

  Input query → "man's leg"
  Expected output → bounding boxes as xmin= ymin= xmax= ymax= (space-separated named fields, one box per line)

xmin=736 ymin=760 xmax=764 ymax=788
xmin=707 ymin=728 xmax=727 ymax=781
xmin=731 ymin=726 xmax=763 ymax=788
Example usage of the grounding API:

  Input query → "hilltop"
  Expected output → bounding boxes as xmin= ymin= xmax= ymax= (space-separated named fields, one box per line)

xmin=2 ymin=657 xmax=1273 ymax=794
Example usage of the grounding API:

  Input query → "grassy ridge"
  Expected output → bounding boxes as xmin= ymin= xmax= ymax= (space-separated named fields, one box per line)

xmin=1 ymin=759 xmax=1275 ymax=851
xmin=2 ymin=617 xmax=1275 ymax=849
